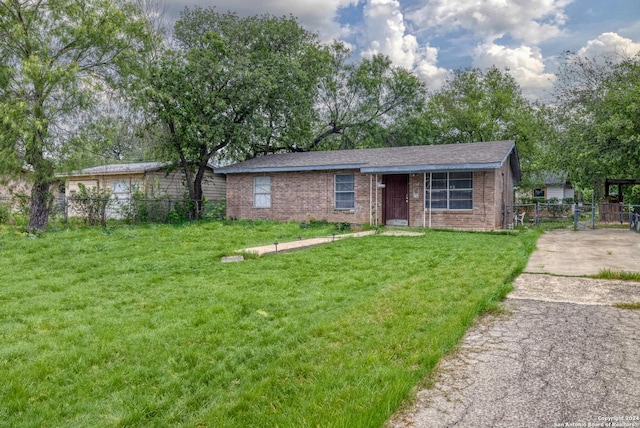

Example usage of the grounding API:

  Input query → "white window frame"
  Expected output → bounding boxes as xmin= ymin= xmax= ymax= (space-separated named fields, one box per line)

xmin=426 ymin=172 xmax=473 ymax=210
xmin=111 ymin=179 xmax=130 ymax=195
xmin=334 ymin=173 xmax=355 ymax=210
xmin=254 ymin=176 xmax=271 ymax=208
xmin=533 ymin=188 xmax=545 ymax=198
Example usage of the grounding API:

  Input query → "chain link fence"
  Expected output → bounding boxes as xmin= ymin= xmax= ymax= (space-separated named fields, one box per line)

xmin=0 ymin=195 xmax=226 ymax=225
xmin=629 ymin=210 xmax=640 ymax=233
xmin=506 ymin=201 xmax=576 ymax=229
xmin=505 ymin=201 xmax=639 ymax=231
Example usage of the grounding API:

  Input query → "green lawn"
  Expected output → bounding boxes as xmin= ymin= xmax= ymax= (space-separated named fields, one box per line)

xmin=0 ymin=221 xmax=540 ymax=427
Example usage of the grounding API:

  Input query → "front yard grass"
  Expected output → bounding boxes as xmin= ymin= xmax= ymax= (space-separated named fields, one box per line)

xmin=0 ymin=222 xmax=540 ymax=427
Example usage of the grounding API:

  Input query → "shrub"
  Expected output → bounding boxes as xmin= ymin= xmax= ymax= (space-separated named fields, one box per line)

xmin=12 ymin=192 xmax=30 ymax=217
xmin=544 ymin=198 xmax=572 ymax=218
xmin=334 ymin=222 xmax=351 ymax=231
xmin=135 ymin=198 xmax=173 ymax=223
xmin=202 ymin=198 xmax=226 ymax=221
xmin=0 ymin=202 xmax=10 ymax=223
xmin=69 ymin=183 xmax=112 ymax=226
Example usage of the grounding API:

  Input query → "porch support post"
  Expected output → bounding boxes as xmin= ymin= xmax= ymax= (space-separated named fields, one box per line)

xmin=375 ymin=174 xmax=379 ymax=227
xmin=428 ymin=172 xmax=432 ymax=228
xmin=423 ymin=173 xmax=426 ymax=228
xmin=369 ymin=174 xmax=373 ymax=226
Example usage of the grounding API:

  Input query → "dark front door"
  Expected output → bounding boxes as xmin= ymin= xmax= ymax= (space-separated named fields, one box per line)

xmin=384 ymin=175 xmax=409 ymax=226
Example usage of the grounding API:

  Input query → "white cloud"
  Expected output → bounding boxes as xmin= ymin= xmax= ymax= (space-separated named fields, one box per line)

xmin=166 ymin=0 xmax=362 ymax=42
xmin=361 ymin=0 xmax=416 ymax=68
xmin=414 ymin=45 xmax=451 ymax=90
xmin=360 ymin=0 xmax=449 ymax=89
xmin=473 ymin=41 xmax=556 ymax=99
xmin=406 ymin=0 xmax=573 ymax=44
xmin=577 ymin=32 xmax=640 ymax=61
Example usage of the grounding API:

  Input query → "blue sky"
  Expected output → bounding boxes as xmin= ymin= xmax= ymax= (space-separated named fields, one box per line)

xmin=163 ymin=0 xmax=640 ymax=100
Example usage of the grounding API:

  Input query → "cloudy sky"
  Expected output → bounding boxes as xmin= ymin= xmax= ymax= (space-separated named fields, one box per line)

xmin=163 ymin=0 xmax=640 ymax=100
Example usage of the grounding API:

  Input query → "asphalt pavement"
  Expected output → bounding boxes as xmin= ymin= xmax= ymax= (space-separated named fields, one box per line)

xmin=388 ymin=229 xmax=640 ymax=428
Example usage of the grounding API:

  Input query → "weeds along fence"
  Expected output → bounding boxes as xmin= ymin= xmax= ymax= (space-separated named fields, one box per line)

xmin=0 ymin=195 xmax=226 ymax=225
xmin=61 ymin=196 xmax=226 ymax=224
xmin=630 ymin=211 xmax=640 ymax=233
xmin=507 ymin=202 xmax=576 ymax=228
xmin=507 ymin=201 xmax=639 ymax=230
xmin=0 ymin=196 xmax=12 ymax=223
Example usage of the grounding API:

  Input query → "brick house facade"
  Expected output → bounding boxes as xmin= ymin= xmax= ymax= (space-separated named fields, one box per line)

xmin=219 ymin=141 xmax=521 ymax=230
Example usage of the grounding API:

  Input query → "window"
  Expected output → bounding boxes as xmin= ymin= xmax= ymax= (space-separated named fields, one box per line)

xmin=533 ymin=188 xmax=545 ymax=198
xmin=254 ymin=176 xmax=271 ymax=208
xmin=112 ymin=180 xmax=129 ymax=195
xmin=428 ymin=173 xmax=448 ymax=209
xmin=335 ymin=174 xmax=355 ymax=210
xmin=426 ymin=172 xmax=473 ymax=210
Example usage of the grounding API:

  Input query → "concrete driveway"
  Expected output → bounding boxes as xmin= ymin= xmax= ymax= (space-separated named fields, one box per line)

xmin=388 ymin=229 xmax=640 ymax=428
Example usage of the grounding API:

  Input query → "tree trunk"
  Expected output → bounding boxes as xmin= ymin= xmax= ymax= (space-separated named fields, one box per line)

xmin=28 ymin=180 xmax=51 ymax=231
xmin=192 ymin=163 xmax=207 ymax=220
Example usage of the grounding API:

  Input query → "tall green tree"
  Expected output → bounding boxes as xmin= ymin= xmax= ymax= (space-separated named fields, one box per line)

xmin=552 ymin=53 xmax=640 ymax=190
xmin=60 ymin=114 xmax=165 ymax=169
xmin=308 ymin=42 xmax=426 ymax=151
xmin=406 ymin=66 xmax=548 ymax=177
xmin=0 ymin=0 xmax=154 ymax=230
xmin=144 ymin=8 xmax=325 ymax=217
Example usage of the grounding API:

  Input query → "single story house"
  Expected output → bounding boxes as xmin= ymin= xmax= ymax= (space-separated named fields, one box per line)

xmin=528 ymin=172 xmax=574 ymax=201
xmin=0 ymin=169 xmax=32 ymax=200
xmin=59 ymin=162 xmax=226 ymax=217
xmin=217 ymin=140 xmax=521 ymax=230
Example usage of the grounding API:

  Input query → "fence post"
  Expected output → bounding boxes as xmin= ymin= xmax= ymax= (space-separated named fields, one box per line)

xmin=503 ymin=202 xmax=507 ymax=229
xmin=64 ymin=196 xmax=69 ymax=224
xmin=574 ymin=203 xmax=579 ymax=230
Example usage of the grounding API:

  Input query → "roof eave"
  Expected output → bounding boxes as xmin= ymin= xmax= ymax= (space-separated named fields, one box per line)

xmin=60 ymin=170 xmax=151 ymax=177
xmin=217 ymin=163 xmax=365 ymax=174
xmin=505 ymin=142 xmax=521 ymax=181
xmin=361 ymin=162 xmax=504 ymax=174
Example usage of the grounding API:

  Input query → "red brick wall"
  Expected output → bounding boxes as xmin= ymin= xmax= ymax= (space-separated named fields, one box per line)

xmin=414 ymin=170 xmax=500 ymax=230
xmin=225 ymin=170 xmax=377 ymax=224
xmin=225 ymin=165 xmax=515 ymax=230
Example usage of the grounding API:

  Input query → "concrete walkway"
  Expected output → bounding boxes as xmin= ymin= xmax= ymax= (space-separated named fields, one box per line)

xmin=389 ymin=229 xmax=640 ymax=428
xmin=234 ymin=229 xmax=424 ymax=257
xmin=239 ymin=230 xmax=377 ymax=256
xmin=524 ymin=228 xmax=640 ymax=276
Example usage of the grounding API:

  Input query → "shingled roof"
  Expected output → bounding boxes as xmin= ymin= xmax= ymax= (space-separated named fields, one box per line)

xmin=65 ymin=162 xmax=167 ymax=176
xmin=60 ymin=161 xmax=218 ymax=177
xmin=218 ymin=140 xmax=520 ymax=180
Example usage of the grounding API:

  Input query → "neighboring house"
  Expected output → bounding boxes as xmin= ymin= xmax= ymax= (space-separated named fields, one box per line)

xmin=0 ymin=169 xmax=31 ymax=200
xmin=1 ymin=169 xmax=37 ymax=212
xmin=1 ymin=169 xmax=65 ymax=213
xmin=218 ymin=140 xmax=521 ymax=230
xmin=528 ymin=172 xmax=574 ymax=201
xmin=59 ymin=162 xmax=226 ymax=216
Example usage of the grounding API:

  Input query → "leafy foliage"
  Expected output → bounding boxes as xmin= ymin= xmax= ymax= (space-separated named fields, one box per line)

xmin=551 ymin=53 xmax=640 ymax=190
xmin=0 ymin=0 xmax=155 ymax=230
xmin=59 ymin=115 xmax=165 ymax=172
xmin=0 ymin=201 xmax=10 ymax=223
xmin=69 ymin=183 xmax=113 ymax=226
xmin=203 ymin=198 xmax=227 ymax=221
xmin=143 ymin=8 xmax=324 ymax=218
xmin=308 ymin=42 xmax=426 ymax=151
xmin=408 ymin=66 xmax=550 ymax=178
